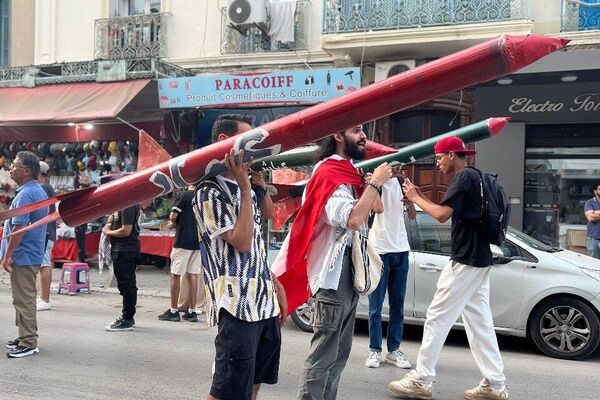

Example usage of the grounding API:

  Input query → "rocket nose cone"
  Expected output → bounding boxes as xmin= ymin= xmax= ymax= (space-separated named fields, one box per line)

xmin=487 ymin=117 xmax=511 ymax=136
xmin=504 ymin=35 xmax=570 ymax=72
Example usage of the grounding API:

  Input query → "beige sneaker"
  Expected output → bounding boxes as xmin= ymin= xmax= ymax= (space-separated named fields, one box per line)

xmin=388 ymin=370 xmax=433 ymax=399
xmin=464 ymin=379 xmax=508 ymax=400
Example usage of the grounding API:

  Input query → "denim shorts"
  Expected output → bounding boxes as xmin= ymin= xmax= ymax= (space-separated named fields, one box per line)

xmin=210 ymin=309 xmax=281 ymax=400
xmin=42 ymin=240 xmax=55 ymax=267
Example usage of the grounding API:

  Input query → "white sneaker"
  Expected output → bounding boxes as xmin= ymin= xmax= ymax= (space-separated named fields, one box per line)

xmin=386 ymin=349 xmax=411 ymax=369
xmin=36 ymin=299 xmax=51 ymax=311
xmin=389 ymin=370 xmax=433 ymax=399
xmin=365 ymin=351 xmax=381 ymax=368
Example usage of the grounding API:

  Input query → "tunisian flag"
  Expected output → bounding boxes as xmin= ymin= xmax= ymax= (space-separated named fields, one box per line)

xmin=272 ymin=158 xmax=364 ymax=313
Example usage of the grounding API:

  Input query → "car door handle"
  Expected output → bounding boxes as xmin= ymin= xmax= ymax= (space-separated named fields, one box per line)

xmin=418 ymin=263 xmax=443 ymax=272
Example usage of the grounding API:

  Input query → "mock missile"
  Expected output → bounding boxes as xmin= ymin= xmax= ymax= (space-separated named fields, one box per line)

xmin=251 ymin=140 xmax=396 ymax=171
xmin=269 ymin=117 xmax=510 ymax=220
xmin=2 ymin=35 xmax=567 ymax=227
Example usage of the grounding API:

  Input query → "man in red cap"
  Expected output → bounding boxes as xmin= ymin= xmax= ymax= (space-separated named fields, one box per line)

xmin=388 ymin=136 xmax=508 ymax=400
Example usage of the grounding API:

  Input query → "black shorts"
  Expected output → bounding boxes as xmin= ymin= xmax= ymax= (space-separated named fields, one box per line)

xmin=210 ymin=309 xmax=281 ymax=400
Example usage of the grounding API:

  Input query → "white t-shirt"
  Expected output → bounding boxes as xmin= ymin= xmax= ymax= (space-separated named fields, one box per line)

xmin=369 ymin=178 xmax=410 ymax=254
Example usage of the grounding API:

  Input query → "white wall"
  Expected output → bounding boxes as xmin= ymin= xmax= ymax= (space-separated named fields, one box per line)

xmin=164 ymin=0 xmax=219 ymax=62
xmin=35 ymin=0 xmax=104 ymax=64
xmin=530 ymin=0 xmax=562 ymax=34
xmin=165 ymin=0 xmax=328 ymax=68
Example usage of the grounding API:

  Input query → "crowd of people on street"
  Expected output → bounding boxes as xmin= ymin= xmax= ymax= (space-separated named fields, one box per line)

xmin=1 ymin=116 xmax=542 ymax=400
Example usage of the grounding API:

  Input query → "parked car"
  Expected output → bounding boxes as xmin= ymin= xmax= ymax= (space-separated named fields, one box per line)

xmin=289 ymin=211 xmax=600 ymax=360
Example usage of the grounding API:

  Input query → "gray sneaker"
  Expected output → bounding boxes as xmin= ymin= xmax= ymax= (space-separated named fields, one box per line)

xmin=386 ymin=349 xmax=412 ymax=369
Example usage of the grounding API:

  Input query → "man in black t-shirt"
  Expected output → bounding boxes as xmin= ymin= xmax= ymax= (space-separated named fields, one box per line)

xmin=102 ymin=204 xmax=141 ymax=332
xmin=389 ymin=136 xmax=508 ymax=400
xmin=158 ymin=185 xmax=205 ymax=323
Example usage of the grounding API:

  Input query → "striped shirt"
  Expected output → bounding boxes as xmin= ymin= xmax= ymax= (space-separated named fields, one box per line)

xmin=194 ymin=176 xmax=279 ymax=327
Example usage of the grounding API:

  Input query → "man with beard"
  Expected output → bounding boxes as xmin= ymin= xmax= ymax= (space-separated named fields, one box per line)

xmin=273 ymin=125 xmax=392 ymax=399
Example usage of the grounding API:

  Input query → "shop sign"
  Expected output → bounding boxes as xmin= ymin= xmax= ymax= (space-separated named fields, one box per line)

xmin=476 ymin=82 xmax=600 ymax=124
xmin=158 ymin=68 xmax=361 ymax=108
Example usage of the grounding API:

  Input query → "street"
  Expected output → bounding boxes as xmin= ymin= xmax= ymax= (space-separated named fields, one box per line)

xmin=0 ymin=279 xmax=599 ymax=400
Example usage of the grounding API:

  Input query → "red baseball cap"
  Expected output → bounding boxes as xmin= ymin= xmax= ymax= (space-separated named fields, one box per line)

xmin=434 ymin=136 xmax=476 ymax=155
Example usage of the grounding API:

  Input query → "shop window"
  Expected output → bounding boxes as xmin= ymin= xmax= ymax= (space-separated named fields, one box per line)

xmin=525 ymin=125 xmax=600 ymax=246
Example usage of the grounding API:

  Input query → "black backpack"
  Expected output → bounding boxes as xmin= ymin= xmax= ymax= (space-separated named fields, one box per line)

xmin=467 ymin=166 xmax=510 ymax=245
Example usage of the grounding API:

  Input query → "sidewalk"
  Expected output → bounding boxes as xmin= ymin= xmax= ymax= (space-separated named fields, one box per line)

xmin=0 ymin=263 xmax=172 ymax=298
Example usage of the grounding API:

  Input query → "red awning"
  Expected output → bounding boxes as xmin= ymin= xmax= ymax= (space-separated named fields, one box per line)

xmin=0 ymin=79 xmax=151 ymax=123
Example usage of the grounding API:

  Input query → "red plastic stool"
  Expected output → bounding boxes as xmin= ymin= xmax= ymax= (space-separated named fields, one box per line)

xmin=58 ymin=262 xmax=91 ymax=295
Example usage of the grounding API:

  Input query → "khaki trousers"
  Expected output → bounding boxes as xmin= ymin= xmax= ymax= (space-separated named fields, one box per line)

xmin=11 ymin=266 xmax=40 ymax=348
xmin=177 ymin=272 xmax=207 ymax=312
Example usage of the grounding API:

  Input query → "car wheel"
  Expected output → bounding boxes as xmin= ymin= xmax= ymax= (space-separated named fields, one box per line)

xmin=529 ymin=297 xmax=600 ymax=360
xmin=291 ymin=299 xmax=315 ymax=333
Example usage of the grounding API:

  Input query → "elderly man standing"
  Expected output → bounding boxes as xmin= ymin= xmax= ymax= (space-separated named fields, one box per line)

xmin=1 ymin=151 xmax=49 ymax=358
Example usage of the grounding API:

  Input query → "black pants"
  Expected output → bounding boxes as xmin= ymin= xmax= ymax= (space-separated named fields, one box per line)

xmin=75 ymin=224 xmax=87 ymax=262
xmin=112 ymin=251 xmax=138 ymax=321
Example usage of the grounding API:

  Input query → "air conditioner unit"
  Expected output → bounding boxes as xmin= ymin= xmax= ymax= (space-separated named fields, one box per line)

xmin=227 ymin=0 xmax=268 ymax=29
xmin=374 ymin=60 xmax=416 ymax=82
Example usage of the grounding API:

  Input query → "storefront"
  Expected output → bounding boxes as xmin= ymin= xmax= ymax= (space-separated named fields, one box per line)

xmin=476 ymin=69 xmax=600 ymax=249
xmin=158 ymin=67 xmax=361 ymax=250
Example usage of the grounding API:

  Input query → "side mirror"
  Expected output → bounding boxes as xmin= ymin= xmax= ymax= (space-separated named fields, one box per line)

xmin=490 ymin=244 xmax=504 ymax=259
xmin=490 ymin=244 xmax=512 ymax=265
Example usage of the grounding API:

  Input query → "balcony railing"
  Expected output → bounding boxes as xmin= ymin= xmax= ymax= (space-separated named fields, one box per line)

xmin=95 ymin=12 xmax=169 ymax=60
xmin=0 ymin=58 xmax=192 ymax=88
xmin=221 ymin=0 xmax=309 ymax=54
xmin=561 ymin=0 xmax=600 ymax=31
xmin=323 ymin=0 xmax=530 ymax=34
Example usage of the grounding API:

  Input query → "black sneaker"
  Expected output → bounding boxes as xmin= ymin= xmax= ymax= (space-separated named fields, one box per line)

xmin=105 ymin=317 xmax=135 ymax=332
xmin=182 ymin=311 xmax=198 ymax=322
xmin=158 ymin=310 xmax=180 ymax=322
xmin=7 ymin=345 xmax=39 ymax=358
xmin=6 ymin=338 xmax=19 ymax=350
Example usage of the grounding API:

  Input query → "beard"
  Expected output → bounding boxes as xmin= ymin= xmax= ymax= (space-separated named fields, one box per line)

xmin=343 ymin=137 xmax=366 ymax=160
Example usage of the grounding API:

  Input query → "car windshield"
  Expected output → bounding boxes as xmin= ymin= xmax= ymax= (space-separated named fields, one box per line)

xmin=508 ymin=227 xmax=560 ymax=252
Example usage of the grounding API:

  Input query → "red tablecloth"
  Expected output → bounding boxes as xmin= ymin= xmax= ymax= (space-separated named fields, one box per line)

xmin=51 ymin=231 xmax=174 ymax=261
xmin=139 ymin=234 xmax=174 ymax=258
xmin=51 ymin=232 xmax=101 ymax=261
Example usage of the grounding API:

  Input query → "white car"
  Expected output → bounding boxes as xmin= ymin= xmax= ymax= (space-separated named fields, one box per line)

xmin=290 ymin=211 xmax=600 ymax=360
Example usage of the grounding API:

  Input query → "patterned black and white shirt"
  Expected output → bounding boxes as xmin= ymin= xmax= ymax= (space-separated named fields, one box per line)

xmin=194 ymin=176 xmax=279 ymax=327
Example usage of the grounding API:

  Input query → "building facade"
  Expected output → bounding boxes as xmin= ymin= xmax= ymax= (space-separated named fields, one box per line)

xmin=1 ymin=0 xmax=599 ymax=245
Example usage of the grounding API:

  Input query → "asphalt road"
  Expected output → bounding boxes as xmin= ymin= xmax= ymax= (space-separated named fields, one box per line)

xmin=0 ymin=287 xmax=598 ymax=400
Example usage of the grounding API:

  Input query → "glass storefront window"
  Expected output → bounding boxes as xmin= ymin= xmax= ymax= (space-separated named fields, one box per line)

xmin=525 ymin=146 xmax=600 ymax=246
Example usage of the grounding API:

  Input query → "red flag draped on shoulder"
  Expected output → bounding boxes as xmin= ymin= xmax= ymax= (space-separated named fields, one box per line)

xmin=274 ymin=158 xmax=363 ymax=313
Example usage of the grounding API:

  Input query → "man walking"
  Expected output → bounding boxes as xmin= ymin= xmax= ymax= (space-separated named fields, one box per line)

xmin=158 ymin=185 xmax=205 ymax=322
xmin=273 ymin=125 xmax=392 ymax=400
xmin=37 ymin=161 xmax=56 ymax=311
xmin=1 ymin=151 xmax=48 ymax=358
xmin=103 ymin=203 xmax=141 ymax=331
xmin=584 ymin=183 xmax=600 ymax=259
xmin=194 ymin=114 xmax=286 ymax=400
xmin=365 ymin=169 xmax=416 ymax=369
xmin=388 ymin=136 xmax=508 ymax=400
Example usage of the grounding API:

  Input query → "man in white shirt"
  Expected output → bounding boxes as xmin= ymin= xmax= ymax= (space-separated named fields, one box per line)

xmin=365 ymin=170 xmax=416 ymax=369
